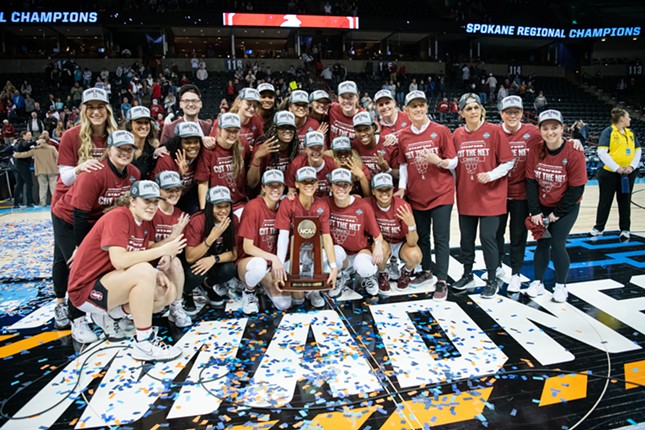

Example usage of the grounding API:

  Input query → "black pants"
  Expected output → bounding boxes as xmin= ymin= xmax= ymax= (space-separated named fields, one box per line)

xmin=13 ymin=163 xmax=34 ymax=205
xmin=51 ymin=214 xmax=84 ymax=320
xmin=535 ymin=204 xmax=580 ymax=284
xmin=594 ymin=168 xmax=636 ymax=232
xmin=459 ymin=215 xmax=500 ymax=279
xmin=496 ymin=199 xmax=529 ymax=275
xmin=182 ymin=259 xmax=237 ymax=294
xmin=413 ymin=204 xmax=452 ymax=281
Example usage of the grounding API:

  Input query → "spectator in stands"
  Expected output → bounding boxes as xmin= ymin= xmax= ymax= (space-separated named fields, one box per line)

xmin=11 ymin=130 xmax=35 ymax=208
xmin=2 ymin=119 xmax=15 ymax=144
xmin=164 ymin=91 xmax=176 ymax=114
xmin=70 ymin=82 xmax=83 ymax=108
xmin=12 ymin=91 xmax=24 ymax=116
xmin=27 ymin=111 xmax=45 ymax=139
xmin=191 ymin=53 xmax=199 ymax=77
xmin=361 ymin=92 xmax=372 ymax=108
xmin=82 ymin=68 xmax=92 ymax=87
xmin=44 ymin=110 xmax=58 ymax=136
xmin=24 ymin=94 xmax=35 ymax=115
xmin=591 ymin=108 xmax=641 ymax=242
xmin=571 ymin=119 xmax=589 ymax=146
xmin=219 ymin=99 xmax=230 ymax=115
xmin=497 ymin=85 xmax=509 ymax=109
xmin=1 ymin=80 xmax=16 ymax=100
xmin=196 ymin=65 xmax=208 ymax=82
xmin=526 ymin=110 xmax=587 ymax=303
xmin=160 ymin=84 xmax=213 ymax=146
xmin=533 ymin=90 xmax=547 ymax=115
xmin=436 ymin=97 xmax=449 ymax=123
xmin=120 ymin=97 xmax=132 ymax=121
xmin=12 ymin=130 xmax=58 ymax=206
xmin=21 ymin=80 xmax=32 ymax=97
xmin=485 ymin=74 xmax=497 ymax=102
xmin=478 ymin=78 xmax=488 ymax=105
xmin=54 ymin=121 xmax=65 ymax=140
xmin=449 ymin=98 xmax=459 ymax=121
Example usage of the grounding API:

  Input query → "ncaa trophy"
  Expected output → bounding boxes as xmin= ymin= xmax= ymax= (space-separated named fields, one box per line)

xmin=284 ymin=216 xmax=330 ymax=291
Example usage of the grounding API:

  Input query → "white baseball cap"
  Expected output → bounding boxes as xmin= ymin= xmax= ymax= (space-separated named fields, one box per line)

xmin=156 ymin=171 xmax=182 ymax=189
xmin=175 ymin=121 xmax=204 ymax=138
xmin=338 ymin=81 xmax=358 ymax=96
xmin=310 ymin=90 xmax=331 ymax=102
xmin=131 ymin=180 xmax=162 ymax=199
xmin=82 ymin=88 xmax=109 ymax=104
xmin=107 ymin=130 xmax=135 ymax=147
xmin=305 ymin=131 xmax=325 ymax=147
xmin=374 ymin=89 xmax=394 ymax=101
xmin=296 ymin=166 xmax=317 ymax=182
xmin=127 ymin=106 xmax=153 ymax=121
xmin=206 ymin=186 xmax=232 ymax=204
xmin=404 ymin=90 xmax=427 ymax=107
xmin=330 ymin=168 xmax=352 ymax=184
xmin=262 ymin=169 xmax=285 ymax=185
xmin=289 ymin=90 xmax=309 ymax=105
xmin=353 ymin=111 xmax=374 ymax=128
xmin=331 ymin=136 xmax=352 ymax=151
xmin=239 ymin=88 xmax=260 ymax=102
xmin=219 ymin=113 xmax=241 ymax=129
xmin=538 ymin=109 xmax=564 ymax=126
xmin=257 ymin=83 xmax=275 ymax=94
xmin=500 ymin=96 xmax=523 ymax=111
xmin=274 ymin=111 xmax=296 ymax=127
xmin=371 ymin=173 xmax=394 ymax=189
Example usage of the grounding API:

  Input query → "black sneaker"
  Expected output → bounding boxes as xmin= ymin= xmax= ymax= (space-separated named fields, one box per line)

xmin=182 ymin=293 xmax=198 ymax=315
xmin=411 ymin=270 xmax=434 ymax=286
xmin=481 ymin=279 xmax=499 ymax=299
xmin=452 ymin=273 xmax=475 ymax=291
xmin=205 ymin=284 xmax=228 ymax=307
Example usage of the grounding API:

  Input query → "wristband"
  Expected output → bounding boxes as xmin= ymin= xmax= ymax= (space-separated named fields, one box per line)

xmin=204 ymin=239 xmax=212 ymax=247
xmin=329 ymin=262 xmax=337 ymax=269
xmin=408 ymin=224 xmax=417 ymax=231
xmin=436 ymin=159 xmax=443 ymax=167
xmin=251 ymin=160 xmax=261 ymax=168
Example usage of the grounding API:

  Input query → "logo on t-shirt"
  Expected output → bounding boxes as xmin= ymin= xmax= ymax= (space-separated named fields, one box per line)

xmin=483 ymin=132 xmax=490 ymax=139
xmin=356 ymin=209 xmax=363 ymax=215
xmin=523 ymin=133 xmax=531 ymax=140
xmin=431 ymin=132 xmax=437 ymax=139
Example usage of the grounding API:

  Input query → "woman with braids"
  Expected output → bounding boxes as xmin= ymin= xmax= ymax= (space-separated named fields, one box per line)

xmin=196 ymin=113 xmax=248 ymax=217
xmin=125 ymin=105 xmax=158 ymax=179
xmin=257 ymin=82 xmax=277 ymax=133
xmin=183 ymin=186 xmax=238 ymax=312
xmin=525 ymin=110 xmax=586 ymax=303
xmin=248 ymin=111 xmax=300 ymax=189
xmin=153 ymin=122 xmax=203 ymax=214
xmin=51 ymin=88 xmax=118 ymax=334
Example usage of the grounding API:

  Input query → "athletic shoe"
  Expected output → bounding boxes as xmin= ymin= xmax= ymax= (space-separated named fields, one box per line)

xmin=387 ymin=256 xmax=401 ymax=280
xmin=433 ymin=281 xmax=448 ymax=302
xmin=507 ymin=274 xmax=522 ymax=293
xmin=452 ymin=273 xmax=475 ymax=291
xmin=242 ymin=290 xmax=259 ymax=315
xmin=378 ymin=272 xmax=390 ymax=293
xmin=54 ymin=302 xmax=70 ymax=329
xmin=589 ymin=228 xmax=603 ymax=237
xmin=329 ymin=271 xmax=350 ymax=298
xmin=131 ymin=336 xmax=182 ymax=362
xmin=169 ymin=301 xmax=192 ymax=328
xmin=362 ymin=276 xmax=379 ymax=296
xmin=525 ymin=280 xmax=546 ymax=298
xmin=411 ymin=270 xmax=434 ymax=286
xmin=619 ymin=231 xmax=630 ymax=242
xmin=480 ymin=279 xmax=498 ymax=299
xmin=553 ymin=284 xmax=568 ymax=303
xmin=481 ymin=266 xmax=505 ymax=281
xmin=306 ymin=291 xmax=325 ymax=308
xmin=198 ymin=283 xmax=228 ymax=307
xmin=118 ymin=317 xmax=135 ymax=336
xmin=397 ymin=268 xmax=413 ymax=291
xmin=92 ymin=313 xmax=128 ymax=340
xmin=71 ymin=317 xmax=99 ymax=344
xmin=182 ymin=293 xmax=198 ymax=316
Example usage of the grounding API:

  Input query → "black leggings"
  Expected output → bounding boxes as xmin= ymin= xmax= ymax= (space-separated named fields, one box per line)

xmin=534 ymin=204 xmax=580 ymax=284
xmin=496 ymin=199 xmax=529 ymax=274
xmin=458 ymin=215 xmax=500 ymax=280
xmin=182 ymin=259 xmax=237 ymax=294
xmin=412 ymin=204 xmax=452 ymax=281
xmin=51 ymin=213 xmax=84 ymax=320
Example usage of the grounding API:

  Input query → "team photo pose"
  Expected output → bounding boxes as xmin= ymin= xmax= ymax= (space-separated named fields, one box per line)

xmin=328 ymin=81 xmax=363 ymax=144
xmin=67 ymin=180 xmax=187 ymax=361
xmin=257 ymin=82 xmax=277 ymax=132
xmin=326 ymin=168 xmax=385 ymax=297
xmin=352 ymin=111 xmax=399 ymax=178
xmin=374 ymin=89 xmax=410 ymax=141
xmin=285 ymin=131 xmax=336 ymax=197
xmin=212 ymin=87 xmax=263 ymax=151
xmin=395 ymin=90 xmax=457 ymax=300
xmin=451 ymin=93 xmax=514 ymax=299
xmin=308 ymin=90 xmax=331 ymax=124
xmin=526 ymin=110 xmax=587 ymax=302
xmin=287 ymin=90 xmax=323 ymax=152
xmin=125 ymin=106 xmax=158 ymax=179
xmin=328 ymin=136 xmax=371 ymax=196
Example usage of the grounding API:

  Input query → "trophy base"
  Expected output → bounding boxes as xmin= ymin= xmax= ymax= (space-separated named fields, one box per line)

xmin=284 ymin=275 xmax=331 ymax=291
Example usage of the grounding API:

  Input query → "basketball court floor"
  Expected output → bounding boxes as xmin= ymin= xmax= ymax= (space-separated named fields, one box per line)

xmin=0 ymin=184 xmax=644 ymax=430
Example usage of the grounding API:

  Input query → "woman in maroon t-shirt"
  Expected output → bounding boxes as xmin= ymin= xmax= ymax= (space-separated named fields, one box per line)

xmin=525 ymin=110 xmax=586 ymax=303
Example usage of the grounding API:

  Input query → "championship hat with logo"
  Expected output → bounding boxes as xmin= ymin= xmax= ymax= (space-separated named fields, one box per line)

xmin=289 ymin=90 xmax=309 ymax=105
xmin=338 ymin=81 xmax=358 ymax=96
xmin=538 ymin=109 xmax=564 ymax=126
xmin=500 ymin=95 xmax=524 ymax=111
xmin=331 ymin=136 xmax=352 ymax=151
xmin=262 ymin=169 xmax=285 ymax=185
xmin=257 ymin=83 xmax=275 ymax=94
xmin=206 ymin=186 xmax=232 ymax=204
xmin=353 ymin=111 xmax=374 ymax=127
xmin=219 ymin=112 xmax=241 ymax=129
xmin=330 ymin=168 xmax=352 ymax=184
xmin=296 ymin=166 xmax=317 ymax=182
xmin=274 ymin=111 xmax=296 ymax=128
xmin=82 ymin=87 xmax=109 ymax=104
xmin=305 ymin=131 xmax=325 ymax=147
xmin=310 ymin=90 xmax=331 ymax=102
xmin=107 ymin=130 xmax=135 ymax=147
xmin=175 ymin=121 xmax=204 ymax=138
xmin=238 ymin=87 xmax=261 ymax=102
xmin=155 ymin=171 xmax=182 ymax=189
xmin=404 ymin=90 xmax=427 ymax=107
xmin=374 ymin=89 xmax=394 ymax=102
xmin=371 ymin=173 xmax=394 ymax=189
xmin=127 ymin=106 xmax=154 ymax=121
xmin=131 ymin=180 xmax=162 ymax=199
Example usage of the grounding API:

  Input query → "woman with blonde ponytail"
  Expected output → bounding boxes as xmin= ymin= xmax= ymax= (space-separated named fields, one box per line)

xmin=51 ymin=88 xmax=118 ymax=339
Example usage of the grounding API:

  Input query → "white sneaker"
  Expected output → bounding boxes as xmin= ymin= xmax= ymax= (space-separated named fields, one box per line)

xmin=525 ymin=280 xmax=546 ymax=298
xmin=54 ymin=302 xmax=70 ymax=329
xmin=92 ymin=313 xmax=128 ymax=340
xmin=242 ymin=291 xmax=259 ymax=315
xmin=482 ymin=266 xmax=505 ymax=280
xmin=169 ymin=302 xmax=192 ymax=328
xmin=329 ymin=271 xmax=350 ymax=298
xmin=306 ymin=291 xmax=325 ymax=308
xmin=131 ymin=336 xmax=182 ymax=362
xmin=118 ymin=317 xmax=135 ymax=336
xmin=619 ymin=230 xmax=631 ymax=242
xmin=362 ymin=276 xmax=379 ymax=296
xmin=507 ymin=274 xmax=522 ymax=293
xmin=589 ymin=228 xmax=603 ymax=237
xmin=71 ymin=317 xmax=99 ymax=344
xmin=553 ymin=284 xmax=568 ymax=303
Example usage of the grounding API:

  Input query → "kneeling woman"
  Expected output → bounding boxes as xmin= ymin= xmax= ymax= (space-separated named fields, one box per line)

xmin=184 ymin=186 xmax=238 ymax=310
xmin=327 ymin=168 xmax=385 ymax=297
xmin=237 ymin=170 xmax=290 ymax=314
xmin=275 ymin=166 xmax=338 ymax=308
xmin=369 ymin=173 xmax=422 ymax=292
xmin=526 ymin=110 xmax=586 ymax=302
xmin=67 ymin=181 xmax=188 ymax=362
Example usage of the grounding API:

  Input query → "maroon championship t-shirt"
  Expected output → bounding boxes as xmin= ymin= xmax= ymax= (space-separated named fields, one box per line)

xmin=379 ymin=110 xmax=410 ymax=139
xmin=368 ymin=195 xmax=410 ymax=244
xmin=500 ymin=123 xmax=541 ymax=200
xmin=152 ymin=154 xmax=198 ymax=196
xmin=328 ymin=103 xmax=364 ymax=146
xmin=237 ymin=196 xmax=279 ymax=260
xmin=397 ymin=121 xmax=456 ymax=211
xmin=453 ymin=121 xmax=514 ymax=216
xmin=68 ymin=206 xmax=153 ymax=307
xmin=275 ymin=196 xmax=331 ymax=234
xmin=210 ymin=115 xmax=263 ymax=150
xmin=296 ymin=117 xmax=321 ymax=153
xmin=52 ymin=125 xmax=107 ymax=208
xmin=285 ymin=154 xmax=335 ymax=196
xmin=353 ymin=135 xmax=399 ymax=177
xmin=326 ymin=196 xmax=381 ymax=254
xmin=195 ymin=143 xmax=248 ymax=207
xmin=526 ymin=140 xmax=587 ymax=208
xmin=53 ymin=159 xmax=140 ymax=225
xmin=252 ymin=142 xmax=292 ymax=174
xmin=152 ymin=205 xmax=185 ymax=242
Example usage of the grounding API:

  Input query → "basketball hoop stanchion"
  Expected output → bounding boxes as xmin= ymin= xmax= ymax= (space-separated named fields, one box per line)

xmin=284 ymin=216 xmax=330 ymax=291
